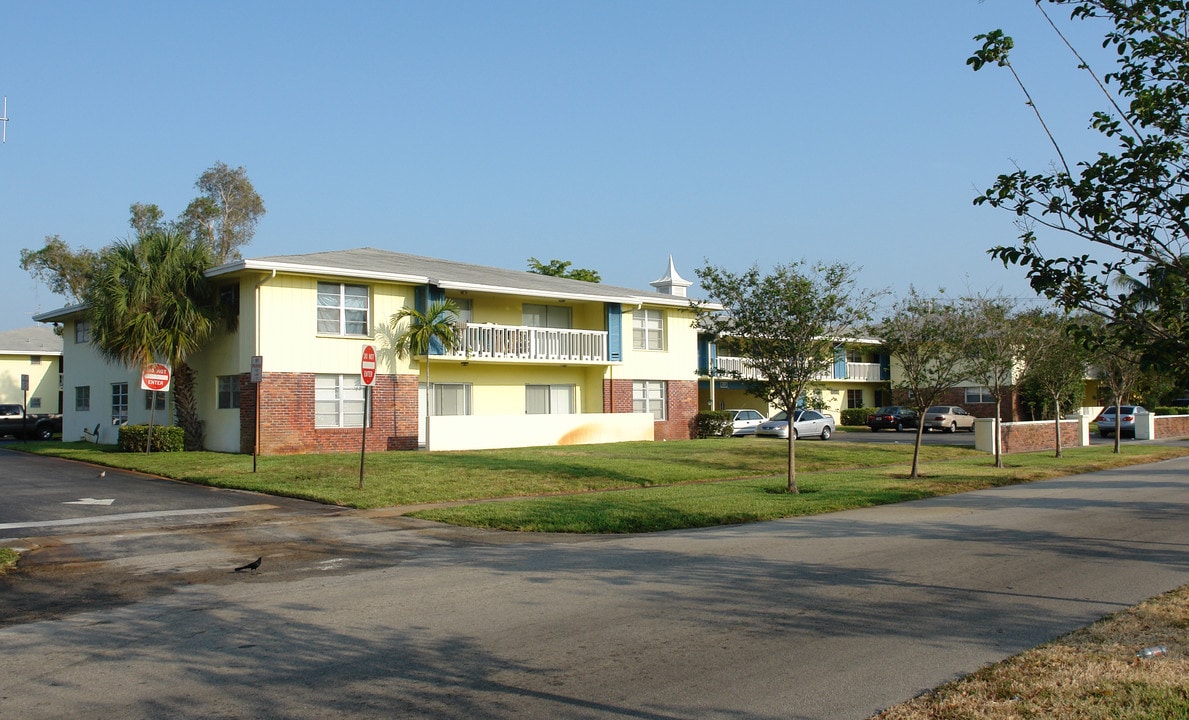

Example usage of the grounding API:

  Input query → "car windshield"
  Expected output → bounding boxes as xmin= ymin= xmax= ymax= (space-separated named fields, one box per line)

xmin=876 ymin=406 xmax=898 ymax=414
xmin=769 ymin=411 xmax=788 ymax=422
xmin=926 ymin=406 xmax=947 ymax=414
xmin=1104 ymin=406 xmax=1136 ymax=414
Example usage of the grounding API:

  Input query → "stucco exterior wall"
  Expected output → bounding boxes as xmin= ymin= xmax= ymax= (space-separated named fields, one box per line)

xmin=0 ymin=354 xmax=60 ymax=413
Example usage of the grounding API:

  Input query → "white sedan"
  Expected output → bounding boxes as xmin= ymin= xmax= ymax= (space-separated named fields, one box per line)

xmin=755 ymin=410 xmax=836 ymax=440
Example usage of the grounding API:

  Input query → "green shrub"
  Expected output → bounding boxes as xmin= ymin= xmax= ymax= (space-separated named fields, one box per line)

xmin=841 ymin=407 xmax=875 ymax=426
xmin=118 ymin=424 xmax=185 ymax=452
xmin=1154 ymin=406 xmax=1189 ymax=416
xmin=695 ymin=411 xmax=735 ymax=438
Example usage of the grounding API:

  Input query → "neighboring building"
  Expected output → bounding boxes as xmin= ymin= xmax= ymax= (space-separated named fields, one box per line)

xmin=36 ymin=248 xmax=705 ymax=453
xmin=0 ymin=326 xmax=63 ymax=414
xmin=697 ymin=335 xmax=892 ymax=417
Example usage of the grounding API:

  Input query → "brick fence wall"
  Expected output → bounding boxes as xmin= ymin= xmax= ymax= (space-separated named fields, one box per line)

xmin=1152 ymin=415 xmax=1189 ymax=439
xmin=999 ymin=419 xmax=1082 ymax=454
xmin=242 ymin=372 xmax=419 ymax=455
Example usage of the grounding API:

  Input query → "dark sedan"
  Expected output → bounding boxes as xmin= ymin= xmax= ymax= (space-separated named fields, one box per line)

xmin=866 ymin=406 xmax=919 ymax=432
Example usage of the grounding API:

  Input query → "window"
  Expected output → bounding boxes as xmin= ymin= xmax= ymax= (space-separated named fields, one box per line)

xmin=526 ymin=385 xmax=576 ymax=414
xmin=217 ymin=376 xmax=240 ymax=409
xmin=433 ymin=383 xmax=472 ymax=416
xmin=633 ymin=380 xmax=666 ymax=420
xmin=450 ymin=298 xmax=473 ymax=323
xmin=75 ymin=321 xmax=91 ymax=344
xmin=75 ymin=386 xmax=90 ymax=412
xmin=315 ymin=374 xmax=368 ymax=428
xmin=144 ymin=390 xmax=167 ymax=411
xmin=30 ymin=355 xmax=41 ymax=365
xmin=111 ymin=382 xmax=129 ymax=424
xmin=522 ymin=303 xmax=571 ymax=328
xmin=847 ymin=389 xmax=864 ymax=409
xmin=29 ymin=397 xmax=41 ymax=410
xmin=219 ymin=283 xmax=241 ymax=316
xmin=317 ymin=282 xmax=370 ymax=336
xmin=632 ymin=309 xmax=664 ymax=350
xmin=965 ymin=386 xmax=995 ymax=404
xmin=846 ymin=348 xmax=863 ymax=363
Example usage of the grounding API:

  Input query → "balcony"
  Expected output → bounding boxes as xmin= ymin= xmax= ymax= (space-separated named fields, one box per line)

xmin=711 ymin=357 xmax=884 ymax=382
xmin=444 ymin=323 xmax=610 ymax=364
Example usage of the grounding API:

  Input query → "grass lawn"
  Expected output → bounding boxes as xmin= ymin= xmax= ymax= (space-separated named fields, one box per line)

xmin=21 ymin=438 xmax=1189 ymax=532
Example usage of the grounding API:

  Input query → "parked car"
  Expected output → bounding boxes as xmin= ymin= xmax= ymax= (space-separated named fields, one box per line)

xmin=722 ymin=408 xmax=766 ymax=436
xmin=755 ymin=410 xmax=835 ymax=440
xmin=865 ymin=406 xmax=918 ymax=432
xmin=922 ymin=405 xmax=976 ymax=433
xmin=1095 ymin=405 xmax=1146 ymax=438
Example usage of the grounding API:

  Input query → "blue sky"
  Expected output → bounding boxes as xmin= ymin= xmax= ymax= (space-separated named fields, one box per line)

xmin=1 ymin=1 xmax=1118 ymax=331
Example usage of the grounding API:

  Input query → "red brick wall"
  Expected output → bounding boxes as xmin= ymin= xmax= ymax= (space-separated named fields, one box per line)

xmin=603 ymin=378 xmax=697 ymax=441
xmin=241 ymin=372 xmax=419 ymax=455
xmin=1000 ymin=419 xmax=1082 ymax=454
xmin=1154 ymin=415 xmax=1189 ymax=439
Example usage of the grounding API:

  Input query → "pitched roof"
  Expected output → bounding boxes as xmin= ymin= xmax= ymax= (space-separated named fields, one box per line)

xmin=208 ymin=247 xmax=703 ymax=308
xmin=0 ymin=325 xmax=63 ymax=355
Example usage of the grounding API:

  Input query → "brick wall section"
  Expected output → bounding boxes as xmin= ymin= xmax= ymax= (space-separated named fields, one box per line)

xmin=241 ymin=372 xmax=419 ymax=455
xmin=602 ymin=378 xmax=697 ymax=441
xmin=1154 ymin=415 xmax=1189 ymax=439
xmin=1000 ymin=419 xmax=1081 ymax=454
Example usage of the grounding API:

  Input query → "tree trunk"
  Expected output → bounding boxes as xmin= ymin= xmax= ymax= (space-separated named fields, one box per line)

xmin=910 ymin=422 xmax=925 ymax=478
xmin=1053 ymin=392 xmax=1063 ymax=458
xmin=786 ymin=431 xmax=798 ymax=494
xmin=1113 ymin=393 xmax=1122 ymax=454
xmin=994 ymin=394 xmax=1003 ymax=469
xmin=173 ymin=361 xmax=204 ymax=451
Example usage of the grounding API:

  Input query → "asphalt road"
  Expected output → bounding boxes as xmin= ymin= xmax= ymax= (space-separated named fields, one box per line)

xmin=2 ymin=452 xmax=1188 ymax=719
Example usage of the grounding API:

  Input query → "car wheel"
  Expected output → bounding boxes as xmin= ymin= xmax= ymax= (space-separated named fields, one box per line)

xmin=820 ymin=426 xmax=832 ymax=440
xmin=791 ymin=428 xmax=799 ymax=440
xmin=947 ymin=421 xmax=957 ymax=433
xmin=1099 ymin=430 xmax=1110 ymax=438
xmin=895 ymin=422 xmax=903 ymax=432
xmin=869 ymin=427 xmax=879 ymax=432
xmin=35 ymin=426 xmax=54 ymax=440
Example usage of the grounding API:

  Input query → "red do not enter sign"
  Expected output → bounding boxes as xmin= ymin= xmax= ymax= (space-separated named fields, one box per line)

xmin=141 ymin=363 xmax=171 ymax=392
xmin=361 ymin=345 xmax=377 ymax=386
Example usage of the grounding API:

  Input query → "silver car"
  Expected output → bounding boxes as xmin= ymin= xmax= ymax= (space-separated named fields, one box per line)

xmin=1096 ymin=405 xmax=1145 ymax=438
xmin=755 ymin=410 xmax=835 ymax=440
xmin=922 ymin=405 xmax=976 ymax=433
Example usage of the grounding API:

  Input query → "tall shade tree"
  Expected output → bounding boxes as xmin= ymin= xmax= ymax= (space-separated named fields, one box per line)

xmin=694 ymin=260 xmax=877 ymax=494
xmin=19 ymin=235 xmax=100 ymax=305
xmin=964 ymin=294 xmax=1027 ymax=468
xmin=85 ymin=229 xmax=226 ymax=450
xmin=1018 ymin=310 xmax=1091 ymax=458
xmin=969 ymin=1 xmax=1189 ymax=375
xmin=391 ymin=299 xmax=462 ymax=452
xmin=179 ymin=162 xmax=266 ymax=264
xmin=871 ymin=289 xmax=972 ymax=479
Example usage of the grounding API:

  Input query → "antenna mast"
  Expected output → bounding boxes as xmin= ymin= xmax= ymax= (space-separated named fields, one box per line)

xmin=1 ymin=97 xmax=8 ymax=143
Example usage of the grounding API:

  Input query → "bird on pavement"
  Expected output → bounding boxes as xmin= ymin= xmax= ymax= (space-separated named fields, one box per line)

xmin=97 ymin=470 xmax=106 ymax=478
xmin=234 ymin=557 xmax=262 ymax=574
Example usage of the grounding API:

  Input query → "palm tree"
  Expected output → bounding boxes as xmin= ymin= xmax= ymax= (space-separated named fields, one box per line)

xmin=86 ymin=229 xmax=226 ymax=450
xmin=391 ymin=299 xmax=461 ymax=451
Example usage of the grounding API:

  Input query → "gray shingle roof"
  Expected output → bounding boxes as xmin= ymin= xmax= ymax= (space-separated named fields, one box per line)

xmin=210 ymin=247 xmax=702 ymax=307
xmin=0 ymin=325 xmax=63 ymax=355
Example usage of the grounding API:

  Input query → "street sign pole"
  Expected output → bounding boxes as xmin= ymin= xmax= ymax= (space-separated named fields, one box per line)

xmin=359 ymin=345 xmax=377 ymax=490
xmin=140 ymin=364 xmax=171 ymax=454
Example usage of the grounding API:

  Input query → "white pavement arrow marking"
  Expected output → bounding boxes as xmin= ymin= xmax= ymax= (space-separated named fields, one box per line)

xmin=63 ymin=498 xmax=116 ymax=505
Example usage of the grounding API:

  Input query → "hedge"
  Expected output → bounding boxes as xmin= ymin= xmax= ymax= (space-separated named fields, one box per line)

xmin=118 ymin=424 xmax=185 ymax=452
xmin=1153 ymin=406 xmax=1189 ymax=416
xmin=841 ymin=407 xmax=875 ymax=426
xmin=695 ymin=411 xmax=735 ymax=438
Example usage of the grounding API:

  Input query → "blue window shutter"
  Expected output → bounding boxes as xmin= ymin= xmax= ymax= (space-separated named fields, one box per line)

xmin=415 ymin=285 xmax=448 ymax=355
xmin=605 ymin=303 xmax=622 ymax=361
xmin=834 ymin=345 xmax=847 ymax=379
xmin=879 ymin=352 xmax=891 ymax=381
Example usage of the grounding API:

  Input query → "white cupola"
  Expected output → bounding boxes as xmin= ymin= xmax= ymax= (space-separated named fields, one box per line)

xmin=650 ymin=255 xmax=693 ymax=297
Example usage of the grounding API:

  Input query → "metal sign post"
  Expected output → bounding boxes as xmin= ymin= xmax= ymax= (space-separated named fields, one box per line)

xmin=140 ymin=364 xmax=171 ymax=454
xmin=251 ymin=356 xmax=263 ymax=472
xmin=359 ymin=345 xmax=377 ymax=489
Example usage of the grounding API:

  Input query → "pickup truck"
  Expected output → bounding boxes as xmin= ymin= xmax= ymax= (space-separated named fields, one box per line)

xmin=0 ymin=403 xmax=63 ymax=440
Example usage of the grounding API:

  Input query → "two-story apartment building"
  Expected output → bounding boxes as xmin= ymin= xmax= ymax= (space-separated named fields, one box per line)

xmin=0 ymin=326 xmax=63 ymax=413
xmin=697 ymin=334 xmax=892 ymax=417
xmin=36 ymin=248 xmax=705 ymax=453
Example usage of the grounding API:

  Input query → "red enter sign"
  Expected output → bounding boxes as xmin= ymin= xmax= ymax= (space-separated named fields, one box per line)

xmin=361 ymin=345 xmax=377 ymax=386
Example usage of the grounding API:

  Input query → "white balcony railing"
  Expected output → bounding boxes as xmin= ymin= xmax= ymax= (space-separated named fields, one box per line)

xmin=446 ymin=324 xmax=609 ymax=363
xmin=713 ymin=357 xmax=883 ymax=382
